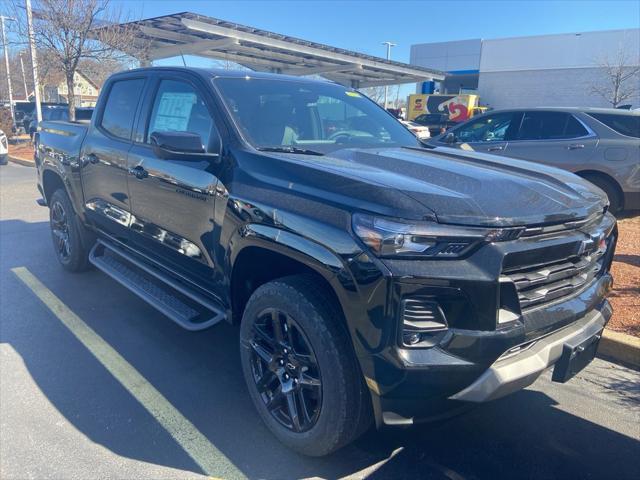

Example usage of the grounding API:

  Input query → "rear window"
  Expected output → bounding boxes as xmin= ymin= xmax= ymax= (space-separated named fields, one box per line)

xmin=99 ymin=79 xmax=145 ymax=140
xmin=586 ymin=113 xmax=640 ymax=138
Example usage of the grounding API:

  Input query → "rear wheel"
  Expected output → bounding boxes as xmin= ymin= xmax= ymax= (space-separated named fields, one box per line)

xmin=240 ymin=274 xmax=371 ymax=456
xmin=580 ymin=173 xmax=623 ymax=214
xmin=49 ymin=188 xmax=92 ymax=272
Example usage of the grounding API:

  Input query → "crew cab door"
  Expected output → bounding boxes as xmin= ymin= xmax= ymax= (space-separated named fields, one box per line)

xmin=442 ymin=111 xmax=521 ymax=154
xmin=80 ymin=75 xmax=147 ymax=243
xmin=126 ymin=73 xmax=223 ymax=293
xmin=500 ymin=111 xmax=598 ymax=168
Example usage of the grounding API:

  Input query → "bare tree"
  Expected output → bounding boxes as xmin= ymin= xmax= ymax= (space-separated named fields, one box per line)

xmin=591 ymin=44 xmax=640 ymax=108
xmin=8 ymin=0 xmax=147 ymax=119
xmin=360 ymin=86 xmax=386 ymax=105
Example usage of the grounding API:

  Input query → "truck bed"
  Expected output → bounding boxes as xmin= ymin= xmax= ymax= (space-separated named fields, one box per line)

xmin=37 ymin=120 xmax=89 ymax=161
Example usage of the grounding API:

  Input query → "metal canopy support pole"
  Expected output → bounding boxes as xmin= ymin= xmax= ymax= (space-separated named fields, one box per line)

xmin=381 ymin=41 xmax=396 ymax=109
xmin=25 ymin=0 xmax=41 ymax=122
xmin=0 ymin=16 xmax=15 ymax=123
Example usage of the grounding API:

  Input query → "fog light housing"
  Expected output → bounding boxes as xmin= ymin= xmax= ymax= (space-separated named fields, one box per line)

xmin=401 ymin=298 xmax=448 ymax=346
xmin=403 ymin=332 xmax=422 ymax=345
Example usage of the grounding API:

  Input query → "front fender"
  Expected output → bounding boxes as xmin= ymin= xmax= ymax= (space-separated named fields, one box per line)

xmin=230 ymin=223 xmax=354 ymax=289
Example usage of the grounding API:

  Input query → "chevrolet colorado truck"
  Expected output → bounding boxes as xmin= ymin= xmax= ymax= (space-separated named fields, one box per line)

xmin=36 ymin=67 xmax=617 ymax=456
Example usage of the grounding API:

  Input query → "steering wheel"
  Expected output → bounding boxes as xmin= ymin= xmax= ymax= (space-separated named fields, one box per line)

xmin=328 ymin=131 xmax=354 ymax=143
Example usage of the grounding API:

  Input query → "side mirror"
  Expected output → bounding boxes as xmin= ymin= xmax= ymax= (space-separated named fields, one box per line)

xmin=150 ymin=131 xmax=219 ymax=162
xmin=444 ymin=132 xmax=457 ymax=144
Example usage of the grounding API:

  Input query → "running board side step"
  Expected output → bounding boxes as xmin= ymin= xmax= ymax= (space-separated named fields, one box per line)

xmin=89 ymin=240 xmax=225 ymax=331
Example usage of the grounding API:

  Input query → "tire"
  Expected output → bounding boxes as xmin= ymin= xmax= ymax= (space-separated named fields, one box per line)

xmin=49 ymin=188 xmax=92 ymax=272
xmin=581 ymin=173 xmax=623 ymax=214
xmin=240 ymin=274 xmax=371 ymax=456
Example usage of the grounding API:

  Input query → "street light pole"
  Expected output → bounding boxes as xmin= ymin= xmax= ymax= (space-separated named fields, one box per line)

xmin=381 ymin=41 xmax=396 ymax=109
xmin=0 ymin=15 xmax=15 ymax=123
xmin=19 ymin=52 xmax=28 ymax=100
xmin=25 ymin=0 xmax=41 ymax=122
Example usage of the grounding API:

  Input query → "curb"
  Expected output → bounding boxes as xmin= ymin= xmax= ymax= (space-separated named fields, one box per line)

xmin=598 ymin=329 xmax=640 ymax=369
xmin=8 ymin=155 xmax=35 ymax=167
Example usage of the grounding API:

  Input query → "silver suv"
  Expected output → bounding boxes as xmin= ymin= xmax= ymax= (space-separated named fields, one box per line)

xmin=430 ymin=107 xmax=640 ymax=213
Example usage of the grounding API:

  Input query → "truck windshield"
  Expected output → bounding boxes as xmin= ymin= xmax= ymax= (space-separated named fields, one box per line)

xmin=214 ymin=77 xmax=420 ymax=154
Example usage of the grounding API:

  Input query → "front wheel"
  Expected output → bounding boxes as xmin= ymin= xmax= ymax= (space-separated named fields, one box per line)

xmin=240 ymin=275 xmax=371 ymax=456
xmin=49 ymin=188 xmax=92 ymax=272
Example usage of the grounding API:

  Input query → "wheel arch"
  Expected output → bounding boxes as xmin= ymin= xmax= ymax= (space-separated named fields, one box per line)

xmin=229 ymin=225 xmax=354 ymax=327
xmin=42 ymin=168 xmax=67 ymax=204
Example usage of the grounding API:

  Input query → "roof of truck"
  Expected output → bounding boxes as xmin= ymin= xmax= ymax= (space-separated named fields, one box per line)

xmin=116 ymin=65 xmax=353 ymax=86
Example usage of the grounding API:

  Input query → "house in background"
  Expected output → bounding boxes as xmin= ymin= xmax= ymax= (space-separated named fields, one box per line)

xmin=43 ymin=70 xmax=100 ymax=107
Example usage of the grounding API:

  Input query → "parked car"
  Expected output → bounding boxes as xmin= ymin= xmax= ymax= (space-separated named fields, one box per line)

xmin=29 ymin=106 xmax=94 ymax=139
xmin=36 ymin=67 xmax=616 ymax=456
xmin=429 ymin=107 xmax=640 ymax=213
xmin=413 ymin=112 xmax=457 ymax=137
xmin=0 ymin=129 xmax=7 ymax=164
xmin=399 ymin=119 xmax=431 ymax=139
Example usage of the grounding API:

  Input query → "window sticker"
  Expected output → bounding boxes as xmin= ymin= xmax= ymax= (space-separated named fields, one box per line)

xmin=346 ymin=91 xmax=362 ymax=98
xmin=152 ymin=92 xmax=197 ymax=132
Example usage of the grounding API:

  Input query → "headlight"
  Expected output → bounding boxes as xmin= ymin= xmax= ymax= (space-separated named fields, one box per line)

xmin=352 ymin=213 xmax=523 ymax=258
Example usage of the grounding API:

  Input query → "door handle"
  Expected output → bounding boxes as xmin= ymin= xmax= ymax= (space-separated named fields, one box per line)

xmin=568 ymin=144 xmax=585 ymax=150
xmin=487 ymin=145 xmax=504 ymax=152
xmin=81 ymin=153 xmax=99 ymax=165
xmin=128 ymin=165 xmax=148 ymax=180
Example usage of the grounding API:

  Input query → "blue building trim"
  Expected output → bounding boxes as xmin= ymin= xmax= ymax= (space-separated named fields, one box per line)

xmin=447 ymin=69 xmax=480 ymax=75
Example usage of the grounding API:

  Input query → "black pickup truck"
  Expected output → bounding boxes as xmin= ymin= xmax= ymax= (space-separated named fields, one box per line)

xmin=36 ymin=67 xmax=617 ymax=456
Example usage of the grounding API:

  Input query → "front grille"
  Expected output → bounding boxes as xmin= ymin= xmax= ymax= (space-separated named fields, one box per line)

xmin=521 ymin=213 xmax=603 ymax=238
xmin=502 ymin=239 xmax=610 ymax=310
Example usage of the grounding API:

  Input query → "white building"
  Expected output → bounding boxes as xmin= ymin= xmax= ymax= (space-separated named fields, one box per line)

xmin=410 ymin=29 xmax=640 ymax=109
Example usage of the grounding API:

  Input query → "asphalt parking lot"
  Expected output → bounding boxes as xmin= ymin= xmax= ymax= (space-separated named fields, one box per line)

xmin=1 ymin=162 xmax=639 ymax=480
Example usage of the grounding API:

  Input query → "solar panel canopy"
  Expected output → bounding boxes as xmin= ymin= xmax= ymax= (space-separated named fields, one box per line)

xmin=112 ymin=12 xmax=444 ymax=88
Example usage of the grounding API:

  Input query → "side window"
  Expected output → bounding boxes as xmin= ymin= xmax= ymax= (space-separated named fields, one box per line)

xmin=147 ymin=79 xmax=214 ymax=150
xmin=517 ymin=111 xmax=588 ymax=140
xmin=564 ymin=115 xmax=589 ymax=138
xmin=586 ymin=113 xmax=640 ymax=138
xmin=454 ymin=112 xmax=516 ymax=142
xmin=100 ymin=79 xmax=145 ymax=140
xmin=518 ymin=112 xmax=566 ymax=140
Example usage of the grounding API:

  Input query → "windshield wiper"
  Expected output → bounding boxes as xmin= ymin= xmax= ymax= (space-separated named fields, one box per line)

xmin=401 ymin=140 xmax=435 ymax=151
xmin=257 ymin=146 xmax=325 ymax=156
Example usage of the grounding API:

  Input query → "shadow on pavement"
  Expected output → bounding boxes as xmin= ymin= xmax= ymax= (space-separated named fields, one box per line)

xmin=2 ymin=219 xmax=639 ymax=479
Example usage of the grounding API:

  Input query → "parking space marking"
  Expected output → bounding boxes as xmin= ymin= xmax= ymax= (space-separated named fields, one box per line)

xmin=12 ymin=267 xmax=245 ymax=480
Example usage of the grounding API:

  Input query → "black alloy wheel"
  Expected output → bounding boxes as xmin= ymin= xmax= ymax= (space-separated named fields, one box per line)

xmin=50 ymin=199 xmax=71 ymax=261
xmin=48 ymin=188 xmax=92 ymax=272
xmin=248 ymin=307 xmax=322 ymax=433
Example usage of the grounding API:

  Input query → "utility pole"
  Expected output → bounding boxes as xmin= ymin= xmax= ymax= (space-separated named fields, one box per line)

xmin=381 ymin=41 xmax=396 ymax=109
xmin=0 ymin=15 xmax=15 ymax=123
xmin=25 ymin=0 xmax=41 ymax=122
xmin=19 ymin=52 xmax=28 ymax=100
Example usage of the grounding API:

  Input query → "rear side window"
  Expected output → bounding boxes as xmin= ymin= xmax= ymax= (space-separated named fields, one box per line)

xmin=100 ymin=79 xmax=145 ymax=140
xmin=517 ymin=112 xmax=588 ymax=140
xmin=587 ymin=113 xmax=640 ymax=138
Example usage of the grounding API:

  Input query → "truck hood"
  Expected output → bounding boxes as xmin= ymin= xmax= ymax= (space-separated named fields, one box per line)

xmin=269 ymin=146 xmax=607 ymax=227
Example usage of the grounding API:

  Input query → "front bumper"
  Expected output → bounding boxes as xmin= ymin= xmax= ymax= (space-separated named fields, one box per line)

xmin=346 ymin=213 xmax=616 ymax=426
xmin=449 ymin=301 xmax=611 ymax=402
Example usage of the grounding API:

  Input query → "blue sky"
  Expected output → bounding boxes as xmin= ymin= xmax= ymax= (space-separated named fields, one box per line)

xmin=114 ymin=0 xmax=640 ymax=65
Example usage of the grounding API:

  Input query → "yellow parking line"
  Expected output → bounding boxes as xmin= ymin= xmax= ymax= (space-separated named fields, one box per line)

xmin=12 ymin=267 xmax=245 ymax=480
